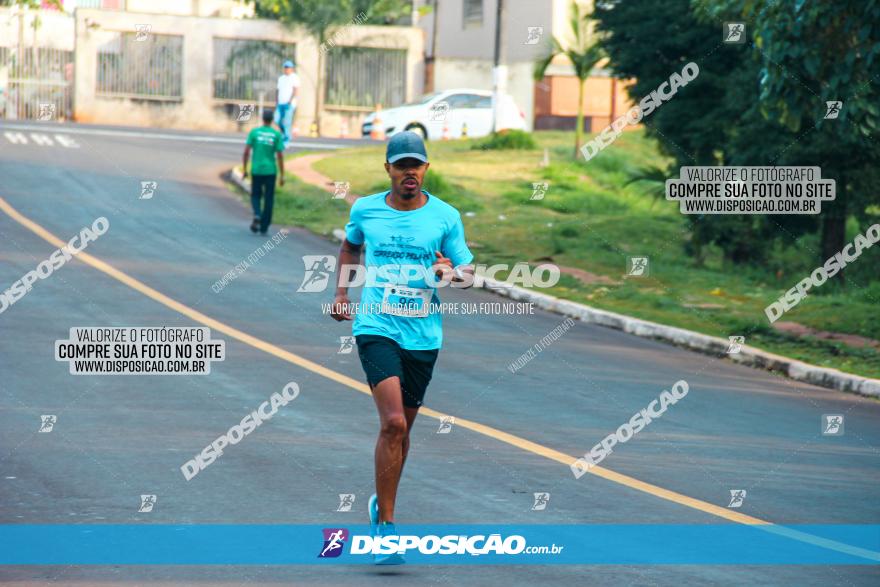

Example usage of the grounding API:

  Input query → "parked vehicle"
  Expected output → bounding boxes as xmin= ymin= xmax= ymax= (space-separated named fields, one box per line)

xmin=361 ymin=89 xmax=527 ymax=140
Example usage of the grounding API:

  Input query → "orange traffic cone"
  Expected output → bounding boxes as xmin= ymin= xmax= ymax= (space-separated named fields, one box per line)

xmin=442 ymin=121 xmax=451 ymax=140
xmin=370 ymin=104 xmax=385 ymax=140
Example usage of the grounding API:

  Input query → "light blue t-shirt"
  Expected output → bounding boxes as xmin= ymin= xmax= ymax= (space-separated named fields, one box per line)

xmin=345 ymin=190 xmax=473 ymax=350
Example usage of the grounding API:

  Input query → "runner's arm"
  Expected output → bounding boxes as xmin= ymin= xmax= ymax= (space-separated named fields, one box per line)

xmin=330 ymin=238 xmax=362 ymax=321
xmin=453 ymin=264 xmax=476 ymax=288
xmin=434 ymin=251 xmax=475 ymax=288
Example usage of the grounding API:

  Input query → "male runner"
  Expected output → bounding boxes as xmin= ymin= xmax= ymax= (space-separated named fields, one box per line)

xmin=330 ymin=131 xmax=474 ymax=565
xmin=242 ymin=109 xmax=284 ymax=234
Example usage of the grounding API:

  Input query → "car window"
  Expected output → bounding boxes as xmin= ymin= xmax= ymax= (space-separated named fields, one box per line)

xmin=444 ymin=94 xmax=483 ymax=108
xmin=474 ymin=95 xmax=492 ymax=108
xmin=417 ymin=92 xmax=443 ymax=105
xmin=441 ymin=94 xmax=468 ymax=108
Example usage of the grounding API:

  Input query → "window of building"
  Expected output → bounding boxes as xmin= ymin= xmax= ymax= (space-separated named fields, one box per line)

xmin=96 ymin=32 xmax=183 ymax=99
xmin=325 ymin=47 xmax=407 ymax=109
xmin=463 ymin=0 xmax=483 ymax=28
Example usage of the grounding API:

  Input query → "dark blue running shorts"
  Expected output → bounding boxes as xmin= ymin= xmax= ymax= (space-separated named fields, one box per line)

xmin=355 ymin=334 xmax=439 ymax=408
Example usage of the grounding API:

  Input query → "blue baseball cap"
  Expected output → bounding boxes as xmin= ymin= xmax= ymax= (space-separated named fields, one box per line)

xmin=283 ymin=60 xmax=295 ymax=68
xmin=386 ymin=131 xmax=428 ymax=164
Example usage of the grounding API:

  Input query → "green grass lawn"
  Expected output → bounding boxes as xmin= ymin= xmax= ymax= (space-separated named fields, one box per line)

xmin=246 ymin=130 xmax=880 ymax=379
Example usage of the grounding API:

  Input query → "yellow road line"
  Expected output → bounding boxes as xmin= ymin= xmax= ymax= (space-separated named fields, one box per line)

xmin=2 ymin=195 xmax=877 ymax=562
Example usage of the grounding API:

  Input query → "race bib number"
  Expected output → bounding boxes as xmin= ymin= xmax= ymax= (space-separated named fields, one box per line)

xmin=381 ymin=285 xmax=433 ymax=318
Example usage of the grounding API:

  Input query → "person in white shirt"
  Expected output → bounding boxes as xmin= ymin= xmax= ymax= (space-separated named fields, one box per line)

xmin=275 ymin=60 xmax=300 ymax=148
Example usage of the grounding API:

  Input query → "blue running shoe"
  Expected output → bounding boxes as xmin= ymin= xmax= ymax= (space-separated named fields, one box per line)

xmin=368 ymin=493 xmax=379 ymax=538
xmin=373 ymin=521 xmax=406 ymax=565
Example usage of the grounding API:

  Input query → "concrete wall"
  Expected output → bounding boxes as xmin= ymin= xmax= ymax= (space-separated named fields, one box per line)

xmin=427 ymin=0 xmax=560 ymax=132
xmin=430 ymin=0 xmax=554 ymax=62
xmin=535 ymin=72 xmax=635 ymax=132
xmin=427 ymin=0 xmax=606 ymax=132
xmin=73 ymin=8 xmax=423 ymax=133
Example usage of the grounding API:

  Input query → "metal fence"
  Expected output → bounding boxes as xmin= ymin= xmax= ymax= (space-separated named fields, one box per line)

xmin=212 ymin=38 xmax=295 ymax=103
xmin=325 ymin=47 xmax=406 ymax=109
xmin=96 ymin=31 xmax=183 ymax=99
xmin=0 ymin=46 xmax=74 ymax=120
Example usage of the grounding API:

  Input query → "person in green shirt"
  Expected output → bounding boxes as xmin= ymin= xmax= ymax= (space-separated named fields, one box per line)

xmin=243 ymin=109 xmax=285 ymax=234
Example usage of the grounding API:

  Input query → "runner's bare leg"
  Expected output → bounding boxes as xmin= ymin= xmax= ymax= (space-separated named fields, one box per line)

xmin=372 ymin=376 xmax=409 ymax=523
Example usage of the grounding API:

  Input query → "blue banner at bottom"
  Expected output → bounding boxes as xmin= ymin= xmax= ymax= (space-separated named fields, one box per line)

xmin=1 ymin=524 xmax=878 ymax=565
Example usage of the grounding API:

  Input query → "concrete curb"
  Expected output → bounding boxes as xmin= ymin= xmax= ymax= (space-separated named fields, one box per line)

xmin=224 ymin=168 xmax=880 ymax=399
xmin=229 ymin=167 xmax=250 ymax=193
xmin=479 ymin=278 xmax=880 ymax=398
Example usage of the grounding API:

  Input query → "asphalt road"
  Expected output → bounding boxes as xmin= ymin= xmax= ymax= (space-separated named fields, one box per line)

xmin=0 ymin=121 xmax=878 ymax=585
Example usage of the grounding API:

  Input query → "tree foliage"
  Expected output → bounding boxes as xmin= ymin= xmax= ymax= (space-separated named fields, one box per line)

xmin=594 ymin=0 xmax=880 ymax=278
xmin=533 ymin=1 xmax=604 ymax=157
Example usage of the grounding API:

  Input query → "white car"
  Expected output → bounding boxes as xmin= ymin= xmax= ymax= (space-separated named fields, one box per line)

xmin=361 ymin=89 xmax=527 ymax=140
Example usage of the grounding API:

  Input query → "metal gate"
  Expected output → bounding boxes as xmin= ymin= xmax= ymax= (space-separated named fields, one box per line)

xmin=0 ymin=46 xmax=74 ymax=121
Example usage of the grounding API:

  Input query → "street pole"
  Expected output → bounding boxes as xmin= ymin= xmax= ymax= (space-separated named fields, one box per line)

xmin=491 ymin=0 xmax=505 ymax=134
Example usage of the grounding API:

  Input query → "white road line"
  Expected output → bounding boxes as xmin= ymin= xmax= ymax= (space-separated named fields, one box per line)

xmin=0 ymin=124 xmax=351 ymax=150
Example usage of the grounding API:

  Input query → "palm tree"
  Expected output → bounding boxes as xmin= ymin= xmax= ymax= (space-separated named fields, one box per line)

xmin=533 ymin=2 xmax=604 ymax=158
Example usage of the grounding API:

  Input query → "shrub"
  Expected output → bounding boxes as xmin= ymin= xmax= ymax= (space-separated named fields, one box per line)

xmin=471 ymin=129 xmax=538 ymax=151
